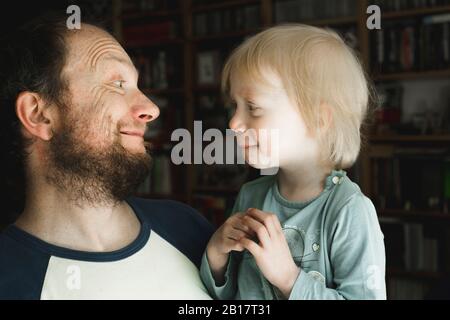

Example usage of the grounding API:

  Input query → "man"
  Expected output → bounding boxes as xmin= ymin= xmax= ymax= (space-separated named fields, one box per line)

xmin=0 ymin=14 xmax=213 ymax=299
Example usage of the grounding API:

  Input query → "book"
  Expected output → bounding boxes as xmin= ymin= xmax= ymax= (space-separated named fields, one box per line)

xmin=197 ymin=51 xmax=221 ymax=85
xmin=123 ymin=21 xmax=177 ymax=46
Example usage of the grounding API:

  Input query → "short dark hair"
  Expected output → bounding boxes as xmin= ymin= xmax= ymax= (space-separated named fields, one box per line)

xmin=0 ymin=12 xmax=70 ymax=219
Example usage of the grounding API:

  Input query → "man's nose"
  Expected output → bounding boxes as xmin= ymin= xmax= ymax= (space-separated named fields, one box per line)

xmin=131 ymin=93 xmax=160 ymax=124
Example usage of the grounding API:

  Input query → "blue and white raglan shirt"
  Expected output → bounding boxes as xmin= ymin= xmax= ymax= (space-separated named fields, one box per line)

xmin=0 ymin=197 xmax=214 ymax=300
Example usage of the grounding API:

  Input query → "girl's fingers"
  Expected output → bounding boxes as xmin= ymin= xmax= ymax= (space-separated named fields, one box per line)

xmin=246 ymin=208 xmax=282 ymax=239
xmin=241 ymin=215 xmax=271 ymax=247
xmin=239 ymin=237 xmax=262 ymax=258
xmin=226 ymin=228 xmax=250 ymax=241
xmin=231 ymin=220 xmax=256 ymax=237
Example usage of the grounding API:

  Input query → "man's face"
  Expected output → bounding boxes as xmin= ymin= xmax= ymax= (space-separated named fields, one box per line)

xmin=46 ymin=26 xmax=160 ymax=206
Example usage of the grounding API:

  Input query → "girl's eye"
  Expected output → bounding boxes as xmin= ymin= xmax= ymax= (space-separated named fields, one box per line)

xmin=248 ymin=103 xmax=260 ymax=112
xmin=113 ymin=80 xmax=125 ymax=88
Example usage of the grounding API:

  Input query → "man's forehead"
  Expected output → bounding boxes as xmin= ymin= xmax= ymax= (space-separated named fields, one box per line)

xmin=67 ymin=27 xmax=131 ymax=71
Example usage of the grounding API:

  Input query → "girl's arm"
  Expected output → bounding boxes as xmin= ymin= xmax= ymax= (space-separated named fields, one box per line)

xmin=288 ymin=194 xmax=386 ymax=300
xmin=200 ymin=191 xmax=248 ymax=300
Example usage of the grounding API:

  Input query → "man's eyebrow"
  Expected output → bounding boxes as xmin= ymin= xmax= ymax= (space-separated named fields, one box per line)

xmin=98 ymin=55 xmax=139 ymax=77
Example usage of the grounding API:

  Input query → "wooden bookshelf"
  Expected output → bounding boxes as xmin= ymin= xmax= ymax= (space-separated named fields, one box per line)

xmin=121 ymin=9 xmax=182 ymax=20
xmin=191 ymin=0 xmax=261 ymax=13
xmin=379 ymin=209 xmax=450 ymax=222
xmin=301 ymin=16 xmax=358 ymax=27
xmin=369 ymin=134 xmax=450 ymax=143
xmin=125 ymin=38 xmax=185 ymax=49
xmin=387 ymin=268 xmax=445 ymax=281
xmin=142 ymin=88 xmax=185 ymax=96
xmin=192 ymin=28 xmax=262 ymax=42
xmin=374 ymin=69 xmax=450 ymax=81
xmin=114 ymin=0 xmax=450 ymax=299
xmin=381 ymin=5 xmax=450 ymax=20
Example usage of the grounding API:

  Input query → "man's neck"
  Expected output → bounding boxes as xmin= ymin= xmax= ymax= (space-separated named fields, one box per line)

xmin=277 ymin=163 xmax=333 ymax=203
xmin=15 ymin=184 xmax=141 ymax=253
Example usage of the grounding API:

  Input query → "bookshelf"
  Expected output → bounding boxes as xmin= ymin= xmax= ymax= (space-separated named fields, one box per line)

xmin=113 ymin=0 xmax=450 ymax=299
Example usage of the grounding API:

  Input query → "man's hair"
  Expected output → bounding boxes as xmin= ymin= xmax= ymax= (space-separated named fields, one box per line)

xmin=0 ymin=13 xmax=70 ymax=217
xmin=222 ymin=24 xmax=376 ymax=169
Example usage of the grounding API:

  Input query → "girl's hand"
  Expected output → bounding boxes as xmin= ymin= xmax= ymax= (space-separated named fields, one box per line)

xmin=206 ymin=213 xmax=255 ymax=285
xmin=240 ymin=208 xmax=301 ymax=299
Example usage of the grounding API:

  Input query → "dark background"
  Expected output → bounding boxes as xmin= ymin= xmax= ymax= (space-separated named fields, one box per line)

xmin=1 ymin=0 xmax=450 ymax=300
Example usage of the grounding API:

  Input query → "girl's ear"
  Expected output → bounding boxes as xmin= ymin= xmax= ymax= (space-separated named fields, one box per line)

xmin=15 ymin=92 xmax=56 ymax=141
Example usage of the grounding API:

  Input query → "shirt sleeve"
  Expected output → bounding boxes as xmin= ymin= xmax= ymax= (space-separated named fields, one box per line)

xmin=288 ymin=194 xmax=387 ymax=300
xmin=200 ymin=188 xmax=246 ymax=300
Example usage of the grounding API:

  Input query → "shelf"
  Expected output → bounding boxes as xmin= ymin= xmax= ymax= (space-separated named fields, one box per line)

xmin=387 ymin=268 xmax=445 ymax=280
xmin=194 ymin=186 xmax=239 ymax=195
xmin=192 ymin=28 xmax=261 ymax=42
xmin=382 ymin=5 xmax=450 ymax=20
xmin=142 ymin=88 xmax=185 ymax=96
xmin=191 ymin=0 xmax=260 ymax=13
xmin=379 ymin=209 xmax=450 ymax=222
xmin=370 ymin=134 xmax=450 ymax=143
xmin=125 ymin=38 xmax=185 ymax=49
xmin=373 ymin=69 xmax=450 ymax=81
xmin=298 ymin=16 xmax=357 ymax=27
xmin=121 ymin=9 xmax=182 ymax=20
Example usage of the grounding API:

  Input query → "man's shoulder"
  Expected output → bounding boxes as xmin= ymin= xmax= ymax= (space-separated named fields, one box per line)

xmin=0 ymin=228 xmax=50 ymax=299
xmin=126 ymin=197 xmax=215 ymax=268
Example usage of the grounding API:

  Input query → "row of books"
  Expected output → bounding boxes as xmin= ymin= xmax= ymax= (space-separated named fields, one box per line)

xmin=144 ymin=97 xmax=169 ymax=139
xmin=196 ymin=164 xmax=249 ymax=191
xmin=371 ymin=148 xmax=450 ymax=212
xmin=195 ymin=94 xmax=231 ymax=130
xmin=370 ymin=0 xmax=450 ymax=11
xmin=274 ymin=0 xmax=357 ymax=23
xmin=196 ymin=50 xmax=223 ymax=85
xmin=371 ymin=14 xmax=450 ymax=74
xmin=130 ymin=50 xmax=179 ymax=89
xmin=194 ymin=5 xmax=261 ymax=37
xmin=136 ymin=153 xmax=173 ymax=195
xmin=122 ymin=0 xmax=179 ymax=13
xmin=383 ymin=222 xmax=440 ymax=272
xmin=123 ymin=21 xmax=178 ymax=46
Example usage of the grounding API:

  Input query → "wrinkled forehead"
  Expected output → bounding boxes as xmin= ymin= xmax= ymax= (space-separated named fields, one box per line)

xmin=64 ymin=25 xmax=132 ymax=74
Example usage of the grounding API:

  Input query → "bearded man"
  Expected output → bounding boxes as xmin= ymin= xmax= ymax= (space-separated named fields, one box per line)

xmin=0 ymin=13 xmax=213 ymax=300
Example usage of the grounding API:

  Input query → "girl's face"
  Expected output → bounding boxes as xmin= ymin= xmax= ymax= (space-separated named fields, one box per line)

xmin=228 ymin=70 xmax=320 ymax=171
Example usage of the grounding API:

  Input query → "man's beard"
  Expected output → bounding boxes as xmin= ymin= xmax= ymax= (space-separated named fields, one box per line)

xmin=46 ymin=113 xmax=151 ymax=208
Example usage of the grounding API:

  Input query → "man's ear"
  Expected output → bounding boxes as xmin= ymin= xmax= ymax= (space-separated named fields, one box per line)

xmin=15 ymin=92 xmax=55 ymax=141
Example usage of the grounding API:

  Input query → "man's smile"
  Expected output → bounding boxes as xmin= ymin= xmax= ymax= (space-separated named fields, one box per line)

xmin=120 ymin=130 xmax=145 ymax=138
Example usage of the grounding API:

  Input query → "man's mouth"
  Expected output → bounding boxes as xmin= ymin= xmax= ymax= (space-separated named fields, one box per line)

xmin=120 ymin=131 xmax=145 ymax=138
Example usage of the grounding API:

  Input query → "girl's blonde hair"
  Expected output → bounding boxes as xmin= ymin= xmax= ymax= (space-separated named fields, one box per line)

xmin=222 ymin=24 xmax=373 ymax=169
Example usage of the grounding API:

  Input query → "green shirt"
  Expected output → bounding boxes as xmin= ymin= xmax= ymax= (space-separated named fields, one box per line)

xmin=200 ymin=170 xmax=386 ymax=300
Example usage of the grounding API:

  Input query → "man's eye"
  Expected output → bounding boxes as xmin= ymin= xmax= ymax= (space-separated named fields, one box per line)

xmin=113 ymin=80 xmax=125 ymax=88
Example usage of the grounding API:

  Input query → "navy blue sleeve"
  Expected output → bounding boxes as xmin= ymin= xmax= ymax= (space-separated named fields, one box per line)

xmin=126 ymin=197 xmax=215 ymax=269
xmin=0 ymin=229 xmax=50 ymax=300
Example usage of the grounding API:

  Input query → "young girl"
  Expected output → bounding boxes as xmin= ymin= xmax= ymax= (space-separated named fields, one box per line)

xmin=200 ymin=24 xmax=386 ymax=300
